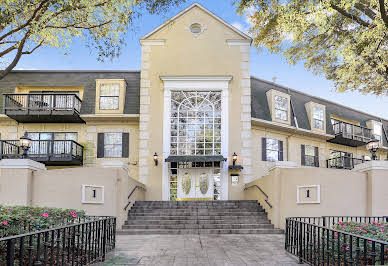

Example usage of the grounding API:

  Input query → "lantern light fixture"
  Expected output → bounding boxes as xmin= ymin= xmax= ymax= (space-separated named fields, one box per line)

xmin=153 ymin=152 xmax=159 ymax=166
xmin=366 ymin=139 xmax=380 ymax=160
xmin=19 ymin=131 xmax=32 ymax=159
xmin=232 ymin=152 xmax=238 ymax=166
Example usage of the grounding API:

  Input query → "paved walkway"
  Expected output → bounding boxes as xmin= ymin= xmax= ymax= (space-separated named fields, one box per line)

xmin=101 ymin=234 xmax=300 ymax=266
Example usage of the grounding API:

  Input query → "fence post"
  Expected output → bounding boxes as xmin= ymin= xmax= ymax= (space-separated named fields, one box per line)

xmin=6 ymin=239 xmax=15 ymax=266
xmin=322 ymin=216 xmax=326 ymax=227
xmin=298 ymin=221 xmax=303 ymax=264
xmin=102 ymin=219 xmax=107 ymax=261
xmin=285 ymin=219 xmax=288 ymax=250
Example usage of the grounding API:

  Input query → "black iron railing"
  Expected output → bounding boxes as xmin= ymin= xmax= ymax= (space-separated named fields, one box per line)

xmin=244 ymin=185 xmax=272 ymax=208
xmin=285 ymin=216 xmax=388 ymax=265
xmin=0 ymin=216 xmax=115 ymax=265
xmin=332 ymin=121 xmax=373 ymax=143
xmin=326 ymin=156 xmax=365 ymax=170
xmin=4 ymin=94 xmax=82 ymax=113
xmin=0 ymin=140 xmax=84 ymax=164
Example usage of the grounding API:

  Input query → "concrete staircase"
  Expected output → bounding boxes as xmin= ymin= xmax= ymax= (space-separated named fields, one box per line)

xmin=118 ymin=200 xmax=283 ymax=235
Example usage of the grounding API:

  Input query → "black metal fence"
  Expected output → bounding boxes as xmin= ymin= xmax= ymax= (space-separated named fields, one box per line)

xmin=4 ymin=94 xmax=82 ymax=114
xmin=326 ymin=156 xmax=365 ymax=170
xmin=332 ymin=121 xmax=373 ymax=143
xmin=285 ymin=216 xmax=388 ymax=265
xmin=0 ymin=217 xmax=115 ymax=265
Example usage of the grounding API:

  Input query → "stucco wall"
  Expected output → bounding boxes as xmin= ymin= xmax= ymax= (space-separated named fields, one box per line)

xmin=139 ymin=5 xmax=251 ymax=200
xmin=0 ymin=164 xmax=145 ymax=228
xmin=245 ymin=167 xmax=369 ymax=229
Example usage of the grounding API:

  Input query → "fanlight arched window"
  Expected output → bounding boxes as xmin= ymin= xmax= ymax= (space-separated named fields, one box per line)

xmin=170 ymin=91 xmax=221 ymax=156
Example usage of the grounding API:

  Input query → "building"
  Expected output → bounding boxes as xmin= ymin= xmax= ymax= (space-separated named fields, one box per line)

xmin=0 ymin=3 xmax=387 ymax=229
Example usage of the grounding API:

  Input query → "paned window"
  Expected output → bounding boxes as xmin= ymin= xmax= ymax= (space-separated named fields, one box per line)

xmin=170 ymin=91 xmax=222 ymax=156
xmin=274 ymin=95 xmax=288 ymax=121
xmin=373 ymin=123 xmax=382 ymax=142
xmin=104 ymin=133 xmax=122 ymax=158
xmin=262 ymin=138 xmax=283 ymax=161
xmin=313 ymin=107 xmax=324 ymax=130
xmin=99 ymin=83 xmax=120 ymax=110
xmin=301 ymin=145 xmax=319 ymax=167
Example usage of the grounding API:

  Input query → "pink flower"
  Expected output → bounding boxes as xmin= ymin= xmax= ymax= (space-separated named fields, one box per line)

xmin=381 ymin=228 xmax=384 ymax=232
xmin=338 ymin=222 xmax=342 ymax=225
xmin=70 ymin=211 xmax=75 ymax=215
xmin=42 ymin=213 xmax=49 ymax=217
xmin=342 ymin=225 xmax=346 ymax=229
xmin=362 ymin=230 xmax=367 ymax=233
xmin=345 ymin=246 xmax=349 ymax=251
xmin=2 ymin=220 xmax=8 ymax=226
xmin=373 ymin=222 xmax=377 ymax=225
xmin=369 ymin=241 xmax=372 ymax=244
xmin=355 ymin=229 xmax=360 ymax=231
xmin=334 ymin=233 xmax=338 ymax=237
xmin=72 ymin=214 xmax=77 ymax=218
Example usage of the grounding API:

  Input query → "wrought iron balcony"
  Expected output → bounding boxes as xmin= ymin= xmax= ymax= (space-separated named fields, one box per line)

xmin=328 ymin=121 xmax=373 ymax=147
xmin=0 ymin=140 xmax=84 ymax=166
xmin=3 ymin=94 xmax=84 ymax=123
xmin=326 ymin=156 xmax=365 ymax=170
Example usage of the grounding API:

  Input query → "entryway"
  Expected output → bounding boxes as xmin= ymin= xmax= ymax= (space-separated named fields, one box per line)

xmin=177 ymin=168 xmax=214 ymax=200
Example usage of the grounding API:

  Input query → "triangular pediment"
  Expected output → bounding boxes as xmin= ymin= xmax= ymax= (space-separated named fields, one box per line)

xmin=141 ymin=3 xmax=252 ymax=41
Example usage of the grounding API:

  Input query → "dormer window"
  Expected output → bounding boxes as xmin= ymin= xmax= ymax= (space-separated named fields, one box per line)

xmin=306 ymin=102 xmax=326 ymax=133
xmin=313 ymin=106 xmax=324 ymax=130
xmin=266 ymin=89 xmax=291 ymax=125
xmin=274 ymin=95 xmax=288 ymax=121
xmin=99 ymin=83 xmax=120 ymax=110
xmin=95 ymin=79 xmax=126 ymax=114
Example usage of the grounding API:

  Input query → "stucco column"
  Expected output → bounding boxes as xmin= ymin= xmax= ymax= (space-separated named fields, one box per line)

xmin=354 ymin=161 xmax=388 ymax=216
xmin=0 ymin=159 xmax=46 ymax=206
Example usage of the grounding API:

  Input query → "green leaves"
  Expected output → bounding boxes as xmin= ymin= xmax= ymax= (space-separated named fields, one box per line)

xmin=0 ymin=0 xmax=185 ymax=79
xmin=237 ymin=0 xmax=388 ymax=95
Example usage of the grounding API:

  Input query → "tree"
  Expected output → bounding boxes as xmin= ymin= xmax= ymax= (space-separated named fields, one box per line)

xmin=0 ymin=0 xmax=184 ymax=79
xmin=236 ymin=0 xmax=388 ymax=95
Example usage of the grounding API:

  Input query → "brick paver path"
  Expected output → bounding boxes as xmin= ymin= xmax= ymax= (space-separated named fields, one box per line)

xmin=101 ymin=234 xmax=300 ymax=265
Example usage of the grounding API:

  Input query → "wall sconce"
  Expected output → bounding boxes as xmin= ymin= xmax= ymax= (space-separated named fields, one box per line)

xmin=20 ymin=131 xmax=32 ymax=159
xmin=153 ymin=152 xmax=158 ymax=166
xmin=232 ymin=152 xmax=237 ymax=166
xmin=366 ymin=139 xmax=380 ymax=160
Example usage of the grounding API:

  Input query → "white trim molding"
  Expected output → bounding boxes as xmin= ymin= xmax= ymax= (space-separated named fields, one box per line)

xmin=353 ymin=160 xmax=388 ymax=172
xmin=268 ymin=161 xmax=298 ymax=172
xmin=140 ymin=40 xmax=166 ymax=46
xmin=296 ymin=185 xmax=321 ymax=204
xmin=161 ymin=76 xmax=231 ymax=200
xmin=0 ymin=159 xmax=46 ymax=171
xmin=81 ymin=185 xmax=105 ymax=204
xmin=227 ymin=40 xmax=251 ymax=46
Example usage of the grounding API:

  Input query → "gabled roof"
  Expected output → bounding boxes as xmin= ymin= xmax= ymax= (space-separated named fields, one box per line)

xmin=141 ymin=2 xmax=252 ymax=41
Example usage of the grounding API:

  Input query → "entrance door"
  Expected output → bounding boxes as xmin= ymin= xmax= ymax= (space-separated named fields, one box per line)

xmin=177 ymin=168 xmax=214 ymax=200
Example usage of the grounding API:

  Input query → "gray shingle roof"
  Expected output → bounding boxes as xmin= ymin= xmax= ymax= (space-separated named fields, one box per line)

xmin=0 ymin=71 xmax=140 ymax=114
xmin=251 ymin=76 xmax=388 ymax=147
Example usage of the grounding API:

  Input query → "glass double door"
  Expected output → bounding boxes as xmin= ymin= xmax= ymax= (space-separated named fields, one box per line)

xmin=177 ymin=168 xmax=214 ymax=200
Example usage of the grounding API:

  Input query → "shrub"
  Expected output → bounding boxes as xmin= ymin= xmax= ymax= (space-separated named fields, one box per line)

xmin=0 ymin=205 xmax=91 ymax=238
xmin=332 ymin=221 xmax=388 ymax=242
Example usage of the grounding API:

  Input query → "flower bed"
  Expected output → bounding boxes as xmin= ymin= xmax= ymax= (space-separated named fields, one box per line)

xmin=0 ymin=205 xmax=91 ymax=238
xmin=332 ymin=221 xmax=388 ymax=242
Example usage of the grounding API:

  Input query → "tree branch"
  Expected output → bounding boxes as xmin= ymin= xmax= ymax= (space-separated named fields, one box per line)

xmin=378 ymin=0 xmax=388 ymax=28
xmin=330 ymin=4 xmax=373 ymax=27
xmin=354 ymin=3 xmax=376 ymax=21
xmin=0 ymin=33 xmax=29 ymax=80
xmin=45 ymin=20 xmax=112 ymax=30
xmin=0 ymin=43 xmax=18 ymax=57
xmin=22 ymin=40 xmax=44 ymax=55
xmin=0 ymin=0 xmax=49 ymax=43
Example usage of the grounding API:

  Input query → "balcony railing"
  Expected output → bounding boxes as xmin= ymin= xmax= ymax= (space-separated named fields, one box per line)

xmin=328 ymin=121 xmax=373 ymax=147
xmin=0 ymin=140 xmax=84 ymax=165
xmin=3 ymin=94 xmax=84 ymax=123
xmin=326 ymin=156 xmax=365 ymax=170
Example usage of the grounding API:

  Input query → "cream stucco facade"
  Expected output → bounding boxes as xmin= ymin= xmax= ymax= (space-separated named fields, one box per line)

xmin=0 ymin=3 xmax=387 ymax=227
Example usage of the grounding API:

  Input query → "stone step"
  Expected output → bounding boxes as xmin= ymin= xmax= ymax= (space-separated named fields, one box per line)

xmin=128 ymin=215 xmax=267 ymax=220
xmin=128 ymin=211 xmax=265 ymax=216
xmin=122 ymin=223 xmax=274 ymax=230
xmin=117 ymin=228 xmax=284 ymax=235
xmin=130 ymin=206 xmax=263 ymax=210
xmin=125 ymin=218 xmax=271 ymax=225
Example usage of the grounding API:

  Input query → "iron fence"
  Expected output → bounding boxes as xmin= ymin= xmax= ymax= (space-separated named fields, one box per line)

xmin=326 ymin=156 xmax=365 ymax=170
xmin=0 ymin=216 xmax=115 ymax=265
xmin=332 ymin=121 xmax=373 ymax=142
xmin=285 ymin=217 xmax=388 ymax=265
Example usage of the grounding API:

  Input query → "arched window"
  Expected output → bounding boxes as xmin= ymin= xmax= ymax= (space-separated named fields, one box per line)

xmin=170 ymin=91 xmax=221 ymax=156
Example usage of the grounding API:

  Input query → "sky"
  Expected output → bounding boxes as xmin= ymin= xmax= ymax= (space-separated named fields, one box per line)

xmin=11 ymin=0 xmax=388 ymax=119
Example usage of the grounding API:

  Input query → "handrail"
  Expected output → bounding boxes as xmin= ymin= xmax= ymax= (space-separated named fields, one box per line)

xmin=244 ymin=184 xmax=272 ymax=209
xmin=124 ymin=185 xmax=146 ymax=211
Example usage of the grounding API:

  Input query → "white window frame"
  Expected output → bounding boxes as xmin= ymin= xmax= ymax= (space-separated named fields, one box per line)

xmin=312 ymin=106 xmax=324 ymax=130
xmin=99 ymin=83 xmax=120 ymax=110
xmin=103 ymin=132 xmax=122 ymax=158
xmin=266 ymin=138 xmax=280 ymax=162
